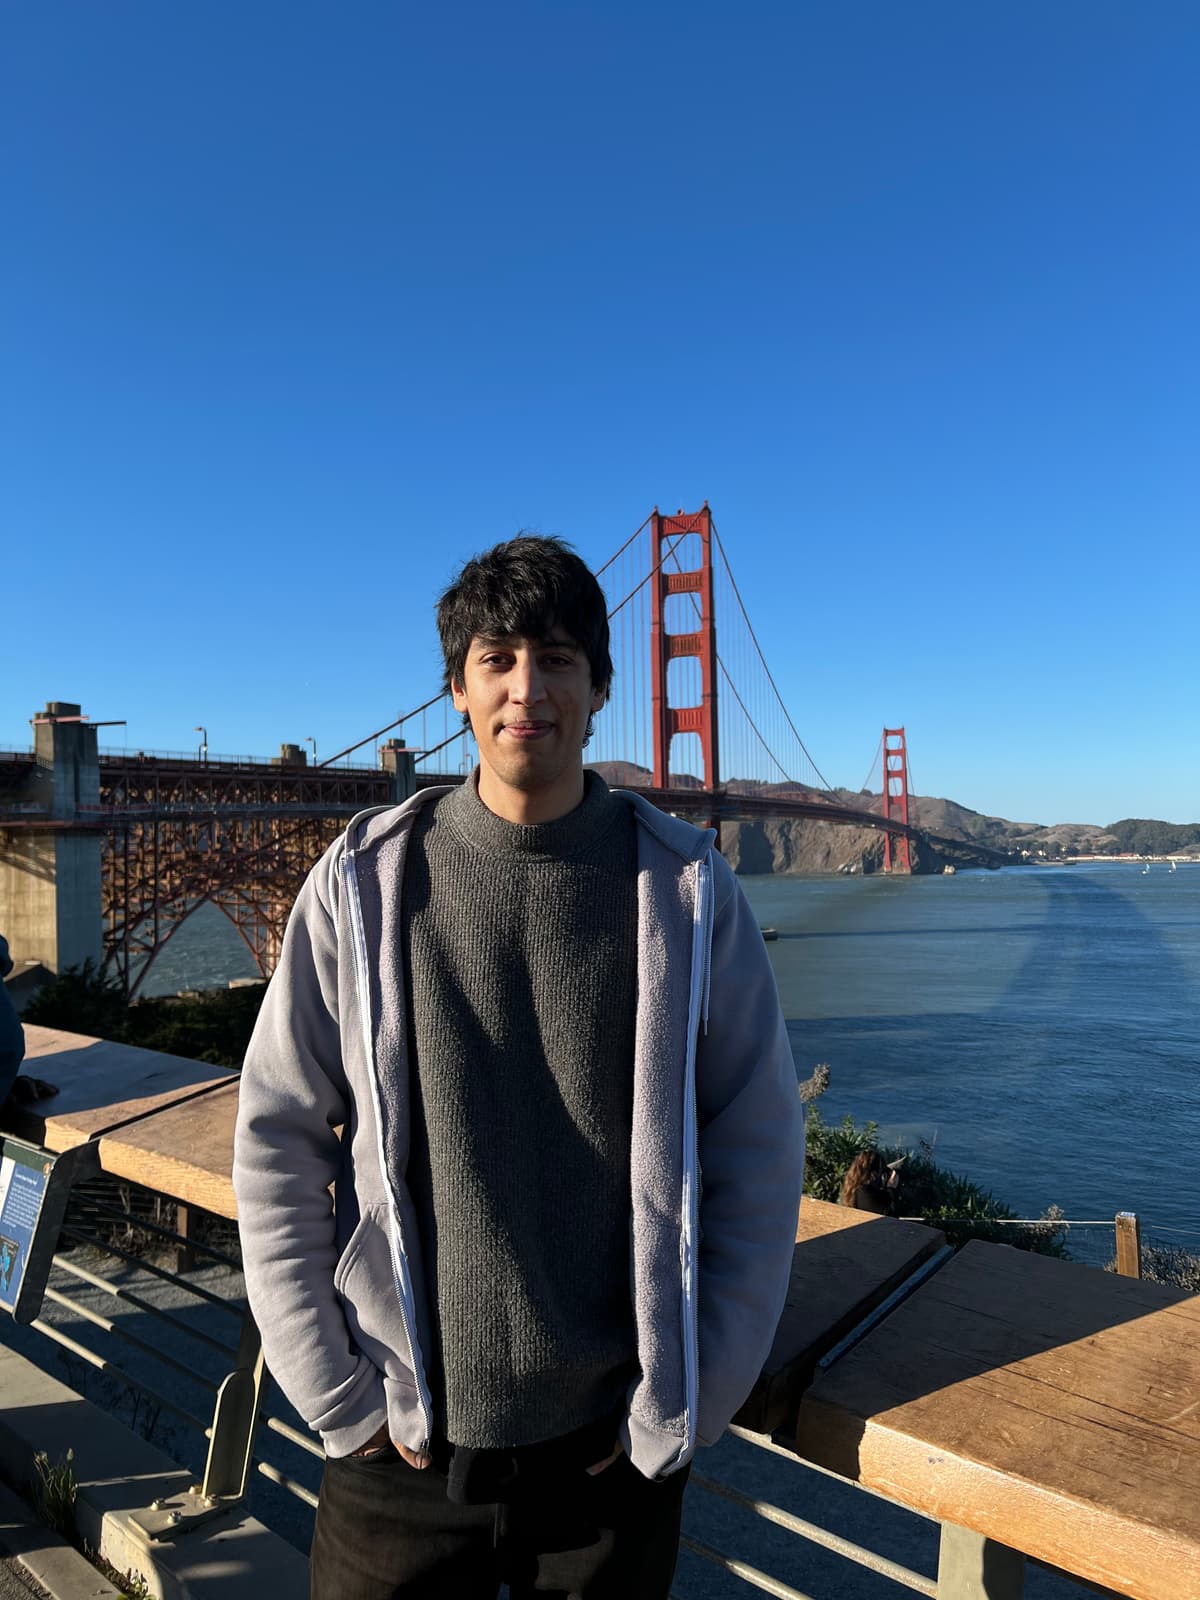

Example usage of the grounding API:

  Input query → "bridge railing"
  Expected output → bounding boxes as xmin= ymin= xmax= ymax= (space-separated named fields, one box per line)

xmin=96 ymin=745 xmax=380 ymax=769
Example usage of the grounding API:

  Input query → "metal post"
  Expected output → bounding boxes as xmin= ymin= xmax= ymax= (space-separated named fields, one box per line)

xmin=173 ymin=1203 xmax=196 ymax=1274
xmin=938 ymin=1523 xmax=1026 ymax=1598
xmin=130 ymin=1306 xmax=266 ymax=1542
xmin=1114 ymin=1212 xmax=1142 ymax=1278
xmin=201 ymin=1306 xmax=265 ymax=1500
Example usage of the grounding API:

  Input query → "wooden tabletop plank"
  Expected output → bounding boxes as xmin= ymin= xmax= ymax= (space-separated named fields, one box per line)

xmin=796 ymin=1239 xmax=1200 ymax=1600
xmin=735 ymin=1197 xmax=946 ymax=1434
xmin=4 ymin=1026 xmax=234 ymax=1151
xmin=98 ymin=1079 xmax=242 ymax=1220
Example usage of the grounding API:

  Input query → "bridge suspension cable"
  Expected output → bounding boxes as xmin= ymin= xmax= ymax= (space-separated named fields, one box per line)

xmin=857 ymin=732 xmax=884 ymax=801
xmin=709 ymin=523 xmax=834 ymax=792
xmin=318 ymin=691 xmax=447 ymax=768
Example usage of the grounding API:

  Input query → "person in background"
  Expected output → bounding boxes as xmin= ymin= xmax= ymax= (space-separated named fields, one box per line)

xmin=840 ymin=1150 xmax=902 ymax=1215
xmin=0 ymin=934 xmax=25 ymax=1107
xmin=234 ymin=534 xmax=805 ymax=1600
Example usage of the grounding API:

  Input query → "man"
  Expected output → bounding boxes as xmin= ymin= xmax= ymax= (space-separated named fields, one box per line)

xmin=233 ymin=536 xmax=804 ymax=1599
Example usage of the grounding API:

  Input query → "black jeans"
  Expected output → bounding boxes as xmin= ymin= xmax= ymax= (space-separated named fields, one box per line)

xmin=309 ymin=1447 xmax=690 ymax=1599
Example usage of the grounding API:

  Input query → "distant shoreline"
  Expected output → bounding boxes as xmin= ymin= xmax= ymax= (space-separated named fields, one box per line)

xmin=1055 ymin=854 xmax=1200 ymax=865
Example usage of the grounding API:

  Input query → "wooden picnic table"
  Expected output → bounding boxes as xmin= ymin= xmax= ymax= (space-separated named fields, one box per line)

xmin=796 ymin=1238 xmax=1200 ymax=1600
xmin=5 ymin=1025 xmax=234 ymax=1153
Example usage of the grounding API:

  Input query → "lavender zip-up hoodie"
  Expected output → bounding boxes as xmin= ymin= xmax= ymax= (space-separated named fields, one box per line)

xmin=232 ymin=786 xmax=803 ymax=1480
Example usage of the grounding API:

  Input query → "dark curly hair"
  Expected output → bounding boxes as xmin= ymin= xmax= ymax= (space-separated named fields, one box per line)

xmin=839 ymin=1149 xmax=893 ymax=1210
xmin=436 ymin=535 xmax=613 ymax=701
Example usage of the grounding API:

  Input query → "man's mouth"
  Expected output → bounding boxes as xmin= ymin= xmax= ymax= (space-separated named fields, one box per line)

xmin=500 ymin=721 xmax=553 ymax=741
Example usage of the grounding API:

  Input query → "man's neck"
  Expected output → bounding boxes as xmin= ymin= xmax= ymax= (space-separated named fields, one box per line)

xmin=475 ymin=767 xmax=586 ymax=825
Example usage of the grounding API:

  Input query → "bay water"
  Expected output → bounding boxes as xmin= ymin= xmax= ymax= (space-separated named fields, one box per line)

xmin=148 ymin=861 xmax=1199 ymax=1247
xmin=742 ymin=862 xmax=1199 ymax=1248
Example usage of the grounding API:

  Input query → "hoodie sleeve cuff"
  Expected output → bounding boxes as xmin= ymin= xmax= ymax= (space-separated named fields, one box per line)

xmin=317 ymin=1377 xmax=389 ymax=1460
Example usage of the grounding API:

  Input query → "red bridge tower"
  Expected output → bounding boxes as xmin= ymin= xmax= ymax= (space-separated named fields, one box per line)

xmin=649 ymin=506 xmax=721 ymax=839
xmin=882 ymin=726 xmax=912 ymax=874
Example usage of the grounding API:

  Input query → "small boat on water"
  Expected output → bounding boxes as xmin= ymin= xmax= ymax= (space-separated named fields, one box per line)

xmin=760 ymin=927 xmax=778 ymax=942
xmin=943 ymin=864 xmax=957 ymax=876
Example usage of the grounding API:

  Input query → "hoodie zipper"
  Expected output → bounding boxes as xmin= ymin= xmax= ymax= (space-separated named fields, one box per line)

xmin=342 ymin=847 xmax=434 ymax=1452
xmin=672 ymin=849 xmax=712 ymax=1468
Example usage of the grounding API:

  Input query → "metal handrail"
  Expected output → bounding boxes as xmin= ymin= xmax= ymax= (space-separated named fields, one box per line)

xmin=28 ymin=1314 xmax=210 ymax=1437
xmin=74 ymin=1197 xmax=243 ymax=1270
xmin=97 ymin=745 xmax=380 ymax=770
xmin=40 ymin=1284 xmax=222 ymax=1392
xmin=58 ymin=1224 xmax=245 ymax=1317
xmin=253 ymin=1457 xmax=319 ymax=1508
xmin=688 ymin=1471 xmax=937 ymax=1595
xmin=262 ymin=1413 xmax=323 ymax=1459
xmin=50 ymin=1251 xmax=240 ymax=1358
xmin=679 ymin=1536 xmax=819 ymax=1600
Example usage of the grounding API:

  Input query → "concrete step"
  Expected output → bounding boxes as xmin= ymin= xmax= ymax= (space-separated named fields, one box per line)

xmin=0 ymin=1478 xmax=120 ymax=1600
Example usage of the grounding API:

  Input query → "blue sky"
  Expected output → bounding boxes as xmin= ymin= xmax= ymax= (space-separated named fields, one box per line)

xmin=3 ymin=2 xmax=1197 ymax=825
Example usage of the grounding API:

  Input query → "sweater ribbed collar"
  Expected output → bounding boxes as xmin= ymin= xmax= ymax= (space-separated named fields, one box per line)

xmin=441 ymin=769 xmax=626 ymax=861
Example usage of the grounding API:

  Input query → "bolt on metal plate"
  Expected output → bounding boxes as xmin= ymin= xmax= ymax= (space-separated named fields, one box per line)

xmin=129 ymin=1487 xmax=231 ymax=1543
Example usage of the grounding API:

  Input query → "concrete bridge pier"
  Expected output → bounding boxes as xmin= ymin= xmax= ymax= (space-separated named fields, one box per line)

xmin=380 ymin=738 xmax=417 ymax=802
xmin=0 ymin=703 xmax=104 ymax=975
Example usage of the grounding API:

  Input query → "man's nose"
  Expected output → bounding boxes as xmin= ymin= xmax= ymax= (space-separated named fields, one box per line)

xmin=510 ymin=656 xmax=547 ymax=704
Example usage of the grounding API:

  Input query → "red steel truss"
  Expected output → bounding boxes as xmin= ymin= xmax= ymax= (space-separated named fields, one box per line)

xmin=96 ymin=755 xmax=395 ymax=995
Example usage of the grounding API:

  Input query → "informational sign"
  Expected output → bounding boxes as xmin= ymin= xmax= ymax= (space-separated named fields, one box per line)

xmin=0 ymin=1137 xmax=96 ymax=1324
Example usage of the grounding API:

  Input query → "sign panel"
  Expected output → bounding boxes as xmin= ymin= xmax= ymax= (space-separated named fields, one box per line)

xmin=0 ymin=1137 xmax=96 ymax=1323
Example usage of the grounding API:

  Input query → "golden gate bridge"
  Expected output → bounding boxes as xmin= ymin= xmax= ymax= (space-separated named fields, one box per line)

xmin=0 ymin=506 xmax=1015 ymax=995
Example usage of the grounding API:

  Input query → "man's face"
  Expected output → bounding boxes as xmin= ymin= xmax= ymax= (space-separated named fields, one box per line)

xmin=452 ymin=628 xmax=606 ymax=824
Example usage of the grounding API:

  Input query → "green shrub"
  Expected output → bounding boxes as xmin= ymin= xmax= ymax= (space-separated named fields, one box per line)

xmin=31 ymin=1447 xmax=76 ymax=1540
xmin=22 ymin=962 xmax=264 ymax=1069
xmin=23 ymin=960 xmax=128 ymax=1041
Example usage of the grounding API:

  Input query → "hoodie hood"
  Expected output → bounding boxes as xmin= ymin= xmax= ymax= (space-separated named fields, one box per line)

xmin=343 ymin=777 xmax=714 ymax=866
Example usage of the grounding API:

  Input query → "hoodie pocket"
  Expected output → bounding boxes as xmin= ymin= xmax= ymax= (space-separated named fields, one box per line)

xmin=334 ymin=1206 xmax=417 ymax=1391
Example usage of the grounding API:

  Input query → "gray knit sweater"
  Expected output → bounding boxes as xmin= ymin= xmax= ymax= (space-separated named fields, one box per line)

xmin=402 ymin=772 xmax=639 ymax=1448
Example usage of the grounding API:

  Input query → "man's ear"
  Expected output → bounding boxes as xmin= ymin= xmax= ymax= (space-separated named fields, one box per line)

xmin=590 ymin=682 xmax=608 ymax=713
xmin=451 ymin=679 xmax=469 ymax=713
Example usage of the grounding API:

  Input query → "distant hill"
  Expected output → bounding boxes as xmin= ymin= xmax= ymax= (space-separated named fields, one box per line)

xmin=585 ymin=762 xmax=1200 ymax=874
xmin=1106 ymin=818 xmax=1200 ymax=854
